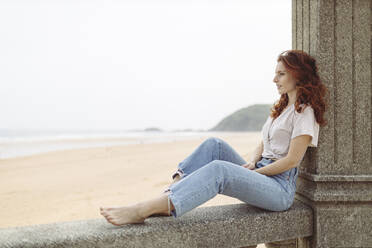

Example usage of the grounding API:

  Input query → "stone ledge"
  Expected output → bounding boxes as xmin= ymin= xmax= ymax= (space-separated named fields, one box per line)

xmin=0 ymin=200 xmax=313 ymax=248
xmin=300 ymin=171 xmax=372 ymax=182
xmin=297 ymin=177 xmax=372 ymax=202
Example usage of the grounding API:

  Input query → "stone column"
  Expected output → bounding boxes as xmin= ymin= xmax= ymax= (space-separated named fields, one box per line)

xmin=289 ymin=0 xmax=372 ymax=247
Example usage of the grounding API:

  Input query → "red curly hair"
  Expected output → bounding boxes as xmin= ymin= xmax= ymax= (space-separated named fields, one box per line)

xmin=270 ymin=49 xmax=329 ymax=127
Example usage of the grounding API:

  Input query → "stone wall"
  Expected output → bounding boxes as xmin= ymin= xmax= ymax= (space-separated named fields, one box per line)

xmin=292 ymin=0 xmax=372 ymax=247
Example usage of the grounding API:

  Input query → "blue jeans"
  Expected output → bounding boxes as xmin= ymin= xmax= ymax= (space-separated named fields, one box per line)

xmin=166 ymin=137 xmax=298 ymax=218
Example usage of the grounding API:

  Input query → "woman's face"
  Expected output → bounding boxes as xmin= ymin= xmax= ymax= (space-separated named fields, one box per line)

xmin=273 ymin=61 xmax=297 ymax=95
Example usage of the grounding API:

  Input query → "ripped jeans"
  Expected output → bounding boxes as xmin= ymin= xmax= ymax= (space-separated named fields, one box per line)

xmin=165 ymin=137 xmax=298 ymax=218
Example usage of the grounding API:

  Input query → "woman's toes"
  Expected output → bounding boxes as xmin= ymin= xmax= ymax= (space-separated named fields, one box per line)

xmin=100 ymin=204 xmax=147 ymax=226
xmin=107 ymin=218 xmax=120 ymax=226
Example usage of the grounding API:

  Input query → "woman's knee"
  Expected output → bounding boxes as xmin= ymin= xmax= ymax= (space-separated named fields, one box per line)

xmin=203 ymin=160 xmax=226 ymax=175
xmin=204 ymin=137 xmax=222 ymax=145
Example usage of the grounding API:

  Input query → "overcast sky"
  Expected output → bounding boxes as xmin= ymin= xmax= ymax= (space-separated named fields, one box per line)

xmin=0 ymin=0 xmax=291 ymax=131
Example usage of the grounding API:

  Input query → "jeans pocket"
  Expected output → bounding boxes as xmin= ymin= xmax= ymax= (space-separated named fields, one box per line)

xmin=272 ymin=174 xmax=291 ymax=194
xmin=276 ymin=170 xmax=291 ymax=181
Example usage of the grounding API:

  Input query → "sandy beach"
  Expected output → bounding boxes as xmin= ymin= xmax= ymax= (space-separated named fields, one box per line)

xmin=0 ymin=132 xmax=262 ymax=228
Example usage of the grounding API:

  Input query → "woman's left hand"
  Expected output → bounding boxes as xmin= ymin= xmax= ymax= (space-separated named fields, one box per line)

xmin=242 ymin=162 xmax=256 ymax=170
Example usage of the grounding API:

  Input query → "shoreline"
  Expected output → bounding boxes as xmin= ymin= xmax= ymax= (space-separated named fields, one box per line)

xmin=0 ymin=131 xmax=256 ymax=160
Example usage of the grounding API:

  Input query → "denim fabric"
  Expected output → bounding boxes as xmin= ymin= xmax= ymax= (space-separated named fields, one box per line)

xmin=167 ymin=137 xmax=298 ymax=218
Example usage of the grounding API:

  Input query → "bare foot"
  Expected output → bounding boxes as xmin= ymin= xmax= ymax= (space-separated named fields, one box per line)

xmin=147 ymin=175 xmax=182 ymax=218
xmin=100 ymin=205 xmax=145 ymax=226
xmin=148 ymin=175 xmax=181 ymax=218
xmin=147 ymin=192 xmax=173 ymax=218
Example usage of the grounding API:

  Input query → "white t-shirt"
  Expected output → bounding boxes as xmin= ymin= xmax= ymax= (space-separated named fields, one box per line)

xmin=261 ymin=103 xmax=319 ymax=159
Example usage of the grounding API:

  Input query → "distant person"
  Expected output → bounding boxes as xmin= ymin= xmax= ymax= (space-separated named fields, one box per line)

xmin=100 ymin=50 xmax=329 ymax=226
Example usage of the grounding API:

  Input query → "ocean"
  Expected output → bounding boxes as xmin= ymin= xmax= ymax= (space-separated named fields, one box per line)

xmin=0 ymin=129 xmax=236 ymax=159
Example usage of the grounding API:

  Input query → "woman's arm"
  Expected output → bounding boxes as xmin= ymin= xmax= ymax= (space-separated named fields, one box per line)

xmin=248 ymin=140 xmax=264 ymax=164
xmin=254 ymin=134 xmax=312 ymax=176
xmin=253 ymin=157 xmax=293 ymax=176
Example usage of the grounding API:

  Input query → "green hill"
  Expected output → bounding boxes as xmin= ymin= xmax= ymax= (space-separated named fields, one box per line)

xmin=208 ymin=104 xmax=272 ymax=132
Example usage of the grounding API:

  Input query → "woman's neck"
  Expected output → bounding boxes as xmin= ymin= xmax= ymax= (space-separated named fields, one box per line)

xmin=286 ymin=91 xmax=297 ymax=106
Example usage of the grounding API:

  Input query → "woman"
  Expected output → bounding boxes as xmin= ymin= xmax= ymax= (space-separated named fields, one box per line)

xmin=99 ymin=49 xmax=329 ymax=226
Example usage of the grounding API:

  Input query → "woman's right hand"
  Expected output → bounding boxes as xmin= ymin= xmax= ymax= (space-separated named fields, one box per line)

xmin=242 ymin=161 xmax=256 ymax=170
